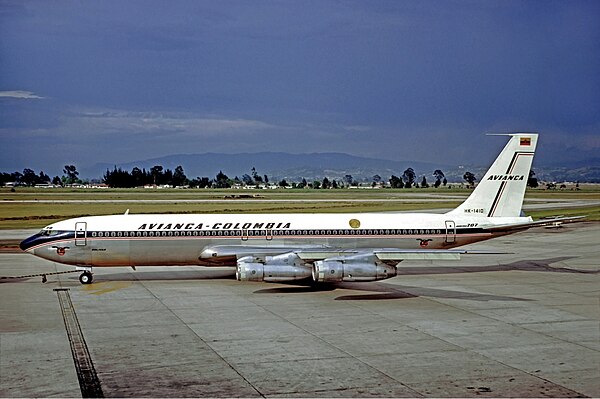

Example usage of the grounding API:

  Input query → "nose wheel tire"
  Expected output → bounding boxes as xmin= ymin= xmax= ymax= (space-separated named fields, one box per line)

xmin=79 ymin=271 xmax=93 ymax=284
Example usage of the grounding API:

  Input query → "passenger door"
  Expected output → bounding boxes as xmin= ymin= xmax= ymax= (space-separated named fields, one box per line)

xmin=75 ymin=222 xmax=87 ymax=246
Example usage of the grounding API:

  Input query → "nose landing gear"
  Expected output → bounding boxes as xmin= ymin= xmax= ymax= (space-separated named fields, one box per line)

xmin=78 ymin=271 xmax=93 ymax=284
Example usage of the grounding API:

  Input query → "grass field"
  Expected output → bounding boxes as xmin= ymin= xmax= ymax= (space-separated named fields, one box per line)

xmin=1 ymin=186 xmax=599 ymax=230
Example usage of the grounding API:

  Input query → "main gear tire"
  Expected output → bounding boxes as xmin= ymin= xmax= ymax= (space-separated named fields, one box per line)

xmin=79 ymin=271 xmax=93 ymax=284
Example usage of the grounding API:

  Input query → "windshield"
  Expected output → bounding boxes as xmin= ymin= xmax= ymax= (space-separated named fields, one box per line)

xmin=39 ymin=229 xmax=61 ymax=236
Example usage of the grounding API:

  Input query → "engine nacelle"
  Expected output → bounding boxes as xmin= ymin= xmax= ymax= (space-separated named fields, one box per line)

xmin=236 ymin=253 xmax=312 ymax=282
xmin=312 ymin=260 xmax=397 ymax=283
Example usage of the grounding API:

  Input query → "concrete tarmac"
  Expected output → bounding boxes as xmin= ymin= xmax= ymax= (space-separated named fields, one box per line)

xmin=1 ymin=223 xmax=598 ymax=397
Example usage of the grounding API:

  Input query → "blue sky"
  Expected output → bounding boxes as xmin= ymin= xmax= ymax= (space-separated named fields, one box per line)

xmin=1 ymin=0 xmax=599 ymax=176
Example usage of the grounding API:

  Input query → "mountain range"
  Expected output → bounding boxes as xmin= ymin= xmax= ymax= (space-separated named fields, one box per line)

xmin=81 ymin=152 xmax=600 ymax=183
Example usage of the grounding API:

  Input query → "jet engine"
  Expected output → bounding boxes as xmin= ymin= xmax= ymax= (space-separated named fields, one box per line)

xmin=312 ymin=258 xmax=397 ymax=283
xmin=236 ymin=253 xmax=312 ymax=282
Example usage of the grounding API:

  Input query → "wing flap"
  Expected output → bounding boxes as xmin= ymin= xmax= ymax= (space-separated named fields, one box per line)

xmin=375 ymin=250 xmax=462 ymax=261
xmin=200 ymin=245 xmax=331 ymax=260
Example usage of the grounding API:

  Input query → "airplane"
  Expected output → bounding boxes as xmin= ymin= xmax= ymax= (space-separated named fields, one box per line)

xmin=20 ymin=133 xmax=583 ymax=285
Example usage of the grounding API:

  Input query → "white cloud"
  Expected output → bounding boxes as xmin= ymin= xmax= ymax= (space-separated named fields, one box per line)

xmin=0 ymin=90 xmax=45 ymax=99
xmin=72 ymin=109 xmax=274 ymax=135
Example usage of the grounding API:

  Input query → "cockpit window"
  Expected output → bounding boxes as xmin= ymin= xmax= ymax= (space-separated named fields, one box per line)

xmin=40 ymin=229 xmax=61 ymax=236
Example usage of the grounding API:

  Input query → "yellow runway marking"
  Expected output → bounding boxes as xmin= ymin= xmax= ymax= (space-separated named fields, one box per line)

xmin=82 ymin=281 xmax=131 ymax=295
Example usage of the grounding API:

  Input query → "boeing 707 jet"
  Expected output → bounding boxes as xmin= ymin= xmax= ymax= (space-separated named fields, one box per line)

xmin=20 ymin=133 xmax=582 ymax=284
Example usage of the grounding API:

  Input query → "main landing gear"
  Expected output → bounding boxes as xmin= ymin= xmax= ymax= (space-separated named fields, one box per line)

xmin=79 ymin=271 xmax=93 ymax=284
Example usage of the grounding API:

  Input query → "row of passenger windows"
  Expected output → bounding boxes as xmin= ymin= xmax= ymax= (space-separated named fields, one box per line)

xmin=90 ymin=229 xmax=444 ymax=238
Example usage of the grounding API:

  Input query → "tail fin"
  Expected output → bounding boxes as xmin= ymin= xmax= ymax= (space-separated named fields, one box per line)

xmin=448 ymin=133 xmax=537 ymax=218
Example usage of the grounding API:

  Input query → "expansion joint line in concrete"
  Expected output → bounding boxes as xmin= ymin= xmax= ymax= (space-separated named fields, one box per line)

xmin=384 ymin=293 xmax=589 ymax=397
xmin=134 ymin=279 xmax=267 ymax=398
xmin=54 ymin=288 xmax=104 ymax=398
xmin=247 ymin=298 xmax=424 ymax=397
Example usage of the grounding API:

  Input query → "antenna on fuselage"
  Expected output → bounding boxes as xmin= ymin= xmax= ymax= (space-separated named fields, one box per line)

xmin=124 ymin=209 xmax=130 ymax=215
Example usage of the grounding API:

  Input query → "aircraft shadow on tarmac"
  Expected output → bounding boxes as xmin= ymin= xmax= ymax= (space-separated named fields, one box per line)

xmin=92 ymin=256 xmax=594 ymax=286
xmin=253 ymin=256 xmax=598 ymax=301
xmin=253 ymin=283 xmax=530 ymax=302
xmin=3 ymin=257 xmax=596 ymax=297
xmin=394 ymin=256 xmax=596 ymax=276
xmin=0 ymin=268 xmax=237 ymax=284
xmin=81 ymin=269 xmax=237 ymax=282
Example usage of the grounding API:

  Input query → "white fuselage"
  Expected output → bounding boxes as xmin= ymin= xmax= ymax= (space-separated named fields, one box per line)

xmin=21 ymin=212 xmax=527 ymax=267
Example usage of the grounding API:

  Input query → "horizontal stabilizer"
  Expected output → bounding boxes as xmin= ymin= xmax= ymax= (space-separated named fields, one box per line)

xmin=482 ymin=215 xmax=587 ymax=232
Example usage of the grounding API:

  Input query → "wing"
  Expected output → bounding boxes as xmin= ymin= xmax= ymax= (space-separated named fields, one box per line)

xmin=200 ymin=244 xmax=495 ymax=283
xmin=200 ymin=244 xmax=478 ymax=263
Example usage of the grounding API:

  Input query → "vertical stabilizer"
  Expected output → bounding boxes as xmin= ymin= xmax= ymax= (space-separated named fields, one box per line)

xmin=448 ymin=133 xmax=537 ymax=218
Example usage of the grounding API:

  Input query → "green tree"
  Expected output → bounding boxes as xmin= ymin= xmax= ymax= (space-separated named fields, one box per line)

xmin=150 ymin=165 xmax=163 ymax=185
xmin=343 ymin=174 xmax=354 ymax=187
xmin=372 ymin=174 xmax=381 ymax=187
xmin=162 ymin=168 xmax=173 ymax=186
xmin=191 ymin=177 xmax=212 ymax=188
xmin=63 ymin=165 xmax=80 ymax=185
xmin=38 ymin=171 xmax=50 ymax=185
xmin=402 ymin=168 xmax=415 ymax=188
xmin=214 ymin=171 xmax=231 ymax=188
xmin=389 ymin=175 xmax=404 ymax=188
xmin=131 ymin=167 xmax=145 ymax=187
xmin=433 ymin=169 xmax=445 ymax=188
xmin=527 ymin=170 xmax=538 ymax=188
xmin=463 ymin=171 xmax=476 ymax=187
xmin=242 ymin=174 xmax=254 ymax=186
xmin=322 ymin=177 xmax=331 ymax=189
xmin=21 ymin=169 xmax=37 ymax=186
xmin=173 ymin=165 xmax=187 ymax=187
xmin=251 ymin=167 xmax=263 ymax=184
